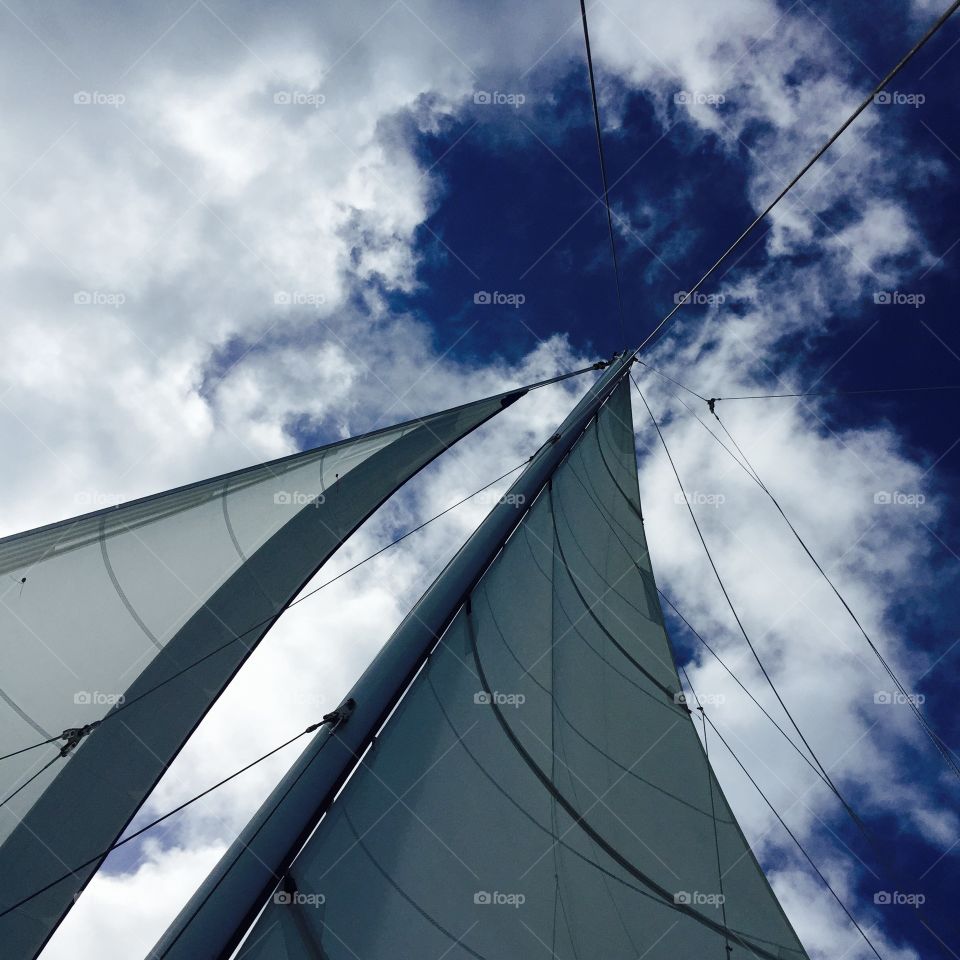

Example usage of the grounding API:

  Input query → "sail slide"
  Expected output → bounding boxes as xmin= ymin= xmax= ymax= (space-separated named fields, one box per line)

xmin=157 ymin=367 xmax=809 ymax=959
xmin=0 ymin=371 xmax=584 ymax=960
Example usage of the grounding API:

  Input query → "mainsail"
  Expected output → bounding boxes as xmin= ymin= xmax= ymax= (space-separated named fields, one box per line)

xmin=0 ymin=376 xmax=575 ymax=960
xmin=154 ymin=362 xmax=808 ymax=959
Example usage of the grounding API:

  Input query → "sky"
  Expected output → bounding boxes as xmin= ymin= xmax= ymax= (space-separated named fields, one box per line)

xmin=0 ymin=0 xmax=958 ymax=957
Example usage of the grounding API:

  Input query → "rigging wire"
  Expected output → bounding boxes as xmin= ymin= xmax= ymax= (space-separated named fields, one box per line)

xmin=558 ymin=433 xmax=835 ymax=788
xmin=0 ymin=756 xmax=60 ymax=810
xmin=0 ymin=735 xmax=60 ymax=764
xmin=717 ymin=384 xmax=960 ymax=401
xmin=578 ymin=0 xmax=628 ymax=346
xmin=634 ymin=360 xmax=960 ymax=408
xmin=658 ymin=378 xmax=960 ymax=783
xmin=643 ymin=378 xmax=956 ymax=952
xmin=633 ymin=377 xmax=878 ymax=840
xmin=632 ymin=0 xmax=960 ymax=357
xmin=558 ymin=426 xmax=890 ymax=874
xmin=656 ymin=588 xmax=831 ymax=789
xmin=634 ymin=359 xmax=708 ymax=403
xmin=0 ymin=717 xmax=337 ymax=920
xmin=0 ymin=458 xmax=532 ymax=764
xmin=713 ymin=409 xmax=960 ymax=781
xmin=559 ymin=411 xmax=923 ymax=902
xmin=679 ymin=667 xmax=885 ymax=960
xmin=686 ymin=681 xmax=732 ymax=956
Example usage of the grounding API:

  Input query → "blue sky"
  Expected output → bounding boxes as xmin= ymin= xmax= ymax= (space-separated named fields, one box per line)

xmin=0 ymin=0 xmax=958 ymax=956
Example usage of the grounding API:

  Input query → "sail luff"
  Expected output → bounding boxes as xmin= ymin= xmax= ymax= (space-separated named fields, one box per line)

xmin=150 ymin=353 xmax=633 ymax=960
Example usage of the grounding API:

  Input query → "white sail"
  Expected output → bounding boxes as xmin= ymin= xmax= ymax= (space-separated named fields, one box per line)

xmin=0 ymin=384 xmax=531 ymax=959
xmin=226 ymin=378 xmax=809 ymax=959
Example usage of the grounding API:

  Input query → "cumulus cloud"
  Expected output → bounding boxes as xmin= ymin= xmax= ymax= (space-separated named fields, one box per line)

xmin=0 ymin=0 xmax=953 ymax=957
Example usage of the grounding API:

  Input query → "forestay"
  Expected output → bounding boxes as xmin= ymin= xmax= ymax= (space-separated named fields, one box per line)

xmin=0 ymin=385 xmax=527 ymax=959
xmin=235 ymin=379 xmax=808 ymax=960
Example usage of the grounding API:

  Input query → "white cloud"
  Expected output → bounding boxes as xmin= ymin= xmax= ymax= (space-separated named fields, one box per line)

xmin=60 ymin=840 xmax=227 ymax=960
xmin=773 ymin=864 xmax=922 ymax=960
xmin=0 ymin=0 xmax=952 ymax=957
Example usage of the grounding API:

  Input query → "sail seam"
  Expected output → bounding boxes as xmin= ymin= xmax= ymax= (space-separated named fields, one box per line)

xmin=0 ymin=688 xmax=52 ymax=740
xmin=513 ymin=526 xmax=687 ymax=719
xmin=479 ymin=584 xmax=731 ymax=822
xmin=339 ymin=809 xmax=488 ymax=960
xmin=466 ymin=603 xmax=786 ymax=960
xmin=98 ymin=517 xmax=165 ymax=652
xmin=550 ymin=496 xmax=679 ymax=705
